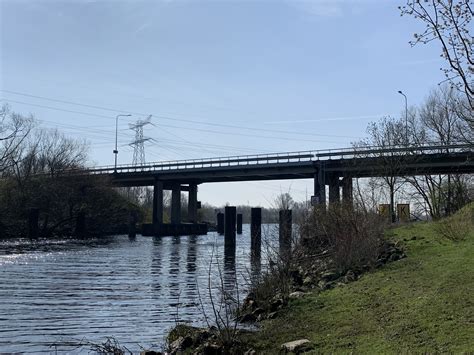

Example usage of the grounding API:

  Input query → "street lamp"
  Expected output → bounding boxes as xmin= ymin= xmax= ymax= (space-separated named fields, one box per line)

xmin=398 ymin=90 xmax=408 ymax=145
xmin=114 ymin=114 xmax=131 ymax=171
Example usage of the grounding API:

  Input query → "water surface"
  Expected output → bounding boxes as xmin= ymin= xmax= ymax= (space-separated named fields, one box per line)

xmin=0 ymin=225 xmax=277 ymax=353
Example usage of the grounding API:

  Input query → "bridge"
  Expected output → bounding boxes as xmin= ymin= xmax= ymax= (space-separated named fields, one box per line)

xmin=68 ymin=143 xmax=473 ymax=235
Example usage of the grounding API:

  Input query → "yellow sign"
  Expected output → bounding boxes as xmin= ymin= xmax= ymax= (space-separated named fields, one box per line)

xmin=379 ymin=204 xmax=391 ymax=218
xmin=397 ymin=204 xmax=410 ymax=222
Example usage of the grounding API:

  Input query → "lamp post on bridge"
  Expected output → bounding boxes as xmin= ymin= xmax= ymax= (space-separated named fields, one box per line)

xmin=114 ymin=114 xmax=132 ymax=172
xmin=398 ymin=90 xmax=408 ymax=145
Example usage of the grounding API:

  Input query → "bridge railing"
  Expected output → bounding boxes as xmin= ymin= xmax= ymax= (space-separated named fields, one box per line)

xmin=67 ymin=142 xmax=473 ymax=175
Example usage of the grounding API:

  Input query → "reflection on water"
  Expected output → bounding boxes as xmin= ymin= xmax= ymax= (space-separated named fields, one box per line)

xmin=0 ymin=225 xmax=277 ymax=353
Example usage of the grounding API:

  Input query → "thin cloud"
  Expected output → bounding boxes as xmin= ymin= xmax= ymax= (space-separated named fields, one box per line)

xmin=262 ymin=114 xmax=391 ymax=124
xmin=135 ymin=22 xmax=151 ymax=34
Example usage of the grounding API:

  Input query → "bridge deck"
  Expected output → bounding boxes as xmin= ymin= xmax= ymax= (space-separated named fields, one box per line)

xmin=67 ymin=143 xmax=473 ymax=186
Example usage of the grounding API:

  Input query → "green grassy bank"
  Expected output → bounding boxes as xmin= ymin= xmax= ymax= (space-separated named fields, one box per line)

xmin=244 ymin=205 xmax=474 ymax=353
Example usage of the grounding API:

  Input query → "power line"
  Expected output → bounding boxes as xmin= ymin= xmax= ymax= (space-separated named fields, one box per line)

xmin=1 ymin=89 xmax=363 ymax=139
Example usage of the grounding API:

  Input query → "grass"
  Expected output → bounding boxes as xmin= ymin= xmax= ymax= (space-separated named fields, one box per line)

xmin=243 ymin=204 xmax=474 ymax=353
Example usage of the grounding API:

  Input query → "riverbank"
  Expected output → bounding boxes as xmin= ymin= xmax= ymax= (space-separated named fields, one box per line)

xmin=165 ymin=204 xmax=474 ymax=353
xmin=240 ymin=205 xmax=474 ymax=353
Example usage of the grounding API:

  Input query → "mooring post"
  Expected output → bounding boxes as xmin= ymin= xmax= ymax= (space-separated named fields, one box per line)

xmin=128 ymin=211 xmax=137 ymax=239
xmin=171 ymin=183 xmax=181 ymax=224
xmin=236 ymin=213 xmax=243 ymax=234
xmin=152 ymin=179 xmax=164 ymax=225
xmin=224 ymin=206 xmax=236 ymax=250
xmin=75 ymin=210 xmax=86 ymax=238
xmin=217 ymin=212 xmax=224 ymax=235
xmin=250 ymin=207 xmax=262 ymax=259
xmin=279 ymin=209 xmax=292 ymax=257
xmin=28 ymin=208 xmax=39 ymax=239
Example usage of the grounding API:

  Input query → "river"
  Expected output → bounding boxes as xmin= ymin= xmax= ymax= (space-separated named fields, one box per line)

xmin=0 ymin=225 xmax=278 ymax=353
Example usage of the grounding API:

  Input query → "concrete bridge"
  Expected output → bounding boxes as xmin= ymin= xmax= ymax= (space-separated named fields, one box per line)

xmin=69 ymin=143 xmax=473 ymax=235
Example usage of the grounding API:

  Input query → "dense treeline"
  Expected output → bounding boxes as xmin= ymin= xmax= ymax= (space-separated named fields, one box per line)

xmin=0 ymin=105 xmax=141 ymax=239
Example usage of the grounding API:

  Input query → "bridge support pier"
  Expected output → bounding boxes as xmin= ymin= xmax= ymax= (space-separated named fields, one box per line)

xmin=342 ymin=176 xmax=353 ymax=203
xmin=171 ymin=183 xmax=181 ymax=224
xmin=313 ymin=168 xmax=326 ymax=207
xmin=328 ymin=174 xmax=340 ymax=204
xmin=153 ymin=180 xmax=164 ymax=225
xmin=188 ymin=183 xmax=198 ymax=223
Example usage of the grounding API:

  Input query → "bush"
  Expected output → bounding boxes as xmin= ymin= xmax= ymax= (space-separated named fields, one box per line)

xmin=298 ymin=203 xmax=387 ymax=272
xmin=436 ymin=202 xmax=474 ymax=241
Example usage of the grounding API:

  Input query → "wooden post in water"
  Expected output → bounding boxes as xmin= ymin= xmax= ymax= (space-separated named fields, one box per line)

xmin=224 ymin=206 xmax=236 ymax=250
xmin=236 ymin=213 xmax=243 ymax=234
xmin=279 ymin=209 xmax=292 ymax=257
xmin=28 ymin=208 xmax=39 ymax=239
xmin=217 ymin=212 xmax=224 ymax=235
xmin=250 ymin=208 xmax=262 ymax=259
xmin=128 ymin=211 xmax=137 ymax=239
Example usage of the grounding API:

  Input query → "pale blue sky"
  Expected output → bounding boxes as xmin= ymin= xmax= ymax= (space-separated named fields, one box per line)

xmin=1 ymin=0 xmax=445 ymax=206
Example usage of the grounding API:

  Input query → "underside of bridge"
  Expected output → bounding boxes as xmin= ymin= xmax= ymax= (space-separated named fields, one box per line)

xmin=88 ymin=148 xmax=472 ymax=236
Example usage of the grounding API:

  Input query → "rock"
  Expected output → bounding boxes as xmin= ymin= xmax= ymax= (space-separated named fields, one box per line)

xmin=169 ymin=336 xmax=193 ymax=354
xmin=344 ymin=270 xmax=356 ymax=283
xmin=290 ymin=269 xmax=303 ymax=285
xmin=140 ymin=351 xmax=162 ymax=355
xmin=302 ymin=276 xmax=313 ymax=285
xmin=239 ymin=312 xmax=256 ymax=323
xmin=289 ymin=291 xmax=306 ymax=299
xmin=270 ymin=298 xmax=284 ymax=311
xmin=317 ymin=280 xmax=327 ymax=290
xmin=320 ymin=270 xmax=340 ymax=281
xmin=281 ymin=339 xmax=313 ymax=353
xmin=201 ymin=342 xmax=222 ymax=355
xmin=244 ymin=349 xmax=257 ymax=355
xmin=252 ymin=307 xmax=265 ymax=316
xmin=267 ymin=311 xmax=278 ymax=319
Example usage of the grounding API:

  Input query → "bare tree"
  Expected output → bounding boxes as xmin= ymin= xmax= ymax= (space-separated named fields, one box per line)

xmin=399 ymin=0 xmax=473 ymax=110
xmin=405 ymin=86 xmax=472 ymax=218
xmin=355 ymin=116 xmax=407 ymax=222
xmin=0 ymin=104 xmax=34 ymax=174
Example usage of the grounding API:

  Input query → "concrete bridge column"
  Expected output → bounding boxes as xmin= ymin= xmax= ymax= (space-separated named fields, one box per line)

xmin=313 ymin=167 xmax=326 ymax=206
xmin=171 ymin=183 xmax=181 ymax=224
xmin=342 ymin=176 xmax=353 ymax=203
xmin=152 ymin=180 xmax=164 ymax=225
xmin=328 ymin=174 xmax=340 ymax=204
xmin=188 ymin=183 xmax=198 ymax=223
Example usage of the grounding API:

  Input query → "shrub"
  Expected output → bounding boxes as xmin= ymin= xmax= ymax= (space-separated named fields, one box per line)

xmin=298 ymin=203 xmax=387 ymax=272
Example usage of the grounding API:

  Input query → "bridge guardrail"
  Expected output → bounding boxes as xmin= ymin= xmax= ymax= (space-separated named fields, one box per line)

xmin=66 ymin=142 xmax=473 ymax=175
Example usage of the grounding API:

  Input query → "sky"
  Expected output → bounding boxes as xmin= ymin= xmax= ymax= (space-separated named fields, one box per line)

xmin=0 ymin=0 xmax=447 ymax=207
